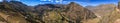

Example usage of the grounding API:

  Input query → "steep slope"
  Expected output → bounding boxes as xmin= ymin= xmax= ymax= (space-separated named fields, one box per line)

xmin=98 ymin=2 xmax=120 ymax=23
xmin=34 ymin=2 xmax=97 ymax=23
xmin=98 ymin=7 xmax=120 ymax=23
xmin=0 ymin=1 xmax=30 ymax=23
xmin=62 ymin=2 xmax=97 ymax=23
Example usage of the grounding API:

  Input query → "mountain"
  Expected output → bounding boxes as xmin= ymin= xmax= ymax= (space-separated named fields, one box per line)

xmin=98 ymin=6 xmax=120 ymax=23
xmin=85 ymin=4 xmax=116 ymax=16
xmin=60 ymin=2 xmax=97 ymax=23
xmin=36 ymin=2 xmax=97 ymax=23
xmin=0 ymin=1 xmax=97 ymax=23
xmin=0 ymin=1 xmax=29 ymax=23
xmin=85 ymin=3 xmax=120 ymax=23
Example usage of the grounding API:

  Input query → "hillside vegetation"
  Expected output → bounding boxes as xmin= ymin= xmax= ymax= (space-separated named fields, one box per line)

xmin=0 ymin=1 xmax=97 ymax=23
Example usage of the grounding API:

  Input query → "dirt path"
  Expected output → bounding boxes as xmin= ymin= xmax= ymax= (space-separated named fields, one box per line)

xmin=114 ymin=19 xmax=120 ymax=23
xmin=0 ymin=12 xmax=9 ymax=23
xmin=0 ymin=12 xmax=9 ymax=20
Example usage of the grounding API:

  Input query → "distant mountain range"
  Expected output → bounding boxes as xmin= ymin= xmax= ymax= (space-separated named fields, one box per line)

xmin=0 ymin=1 xmax=97 ymax=23
xmin=85 ymin=4 xmax=116 ymax=16
xmin=85 ymin=3 xmax=120 ymax=23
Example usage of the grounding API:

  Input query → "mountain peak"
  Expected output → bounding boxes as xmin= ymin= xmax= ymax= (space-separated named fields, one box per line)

xmin=68 ymin=2 xmax=80 ymax=6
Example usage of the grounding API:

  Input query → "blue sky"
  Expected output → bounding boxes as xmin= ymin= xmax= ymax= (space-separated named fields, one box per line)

xmin=0 ymin=0 xmax=118 ymax=6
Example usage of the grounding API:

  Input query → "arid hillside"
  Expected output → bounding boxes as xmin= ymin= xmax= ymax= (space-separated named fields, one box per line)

xmin=0 ymin=1 xmax=97 ymax=23
xmin=85 ymin=4 xmax=116 ymax=17
xmin=85 ymin=2 xmax=120 ymax=23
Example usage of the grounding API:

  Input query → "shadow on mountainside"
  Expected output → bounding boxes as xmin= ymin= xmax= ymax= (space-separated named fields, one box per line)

xmin=0 ymin=1 xmax=97 ymax=23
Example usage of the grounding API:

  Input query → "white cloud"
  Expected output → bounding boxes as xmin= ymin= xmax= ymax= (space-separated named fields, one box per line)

xmin=0 ymin=0 xmax=2 ymax=2
xmin=48 ymin=0 xmax=51 ymax=1
xmin=40 ymin=0 xmax=47 ymax=1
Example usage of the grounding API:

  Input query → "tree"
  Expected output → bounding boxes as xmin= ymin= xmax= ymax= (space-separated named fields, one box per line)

xmin=118 ymin=1 xmax=120 ymax=10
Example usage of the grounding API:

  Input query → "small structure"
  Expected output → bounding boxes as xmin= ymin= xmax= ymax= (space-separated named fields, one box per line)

xmin=118 ymin=1 xmax=120 ymax=10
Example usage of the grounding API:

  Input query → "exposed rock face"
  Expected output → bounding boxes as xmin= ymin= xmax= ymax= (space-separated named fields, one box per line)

xmin=0 ymin=1 xmax=97 ymax=23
